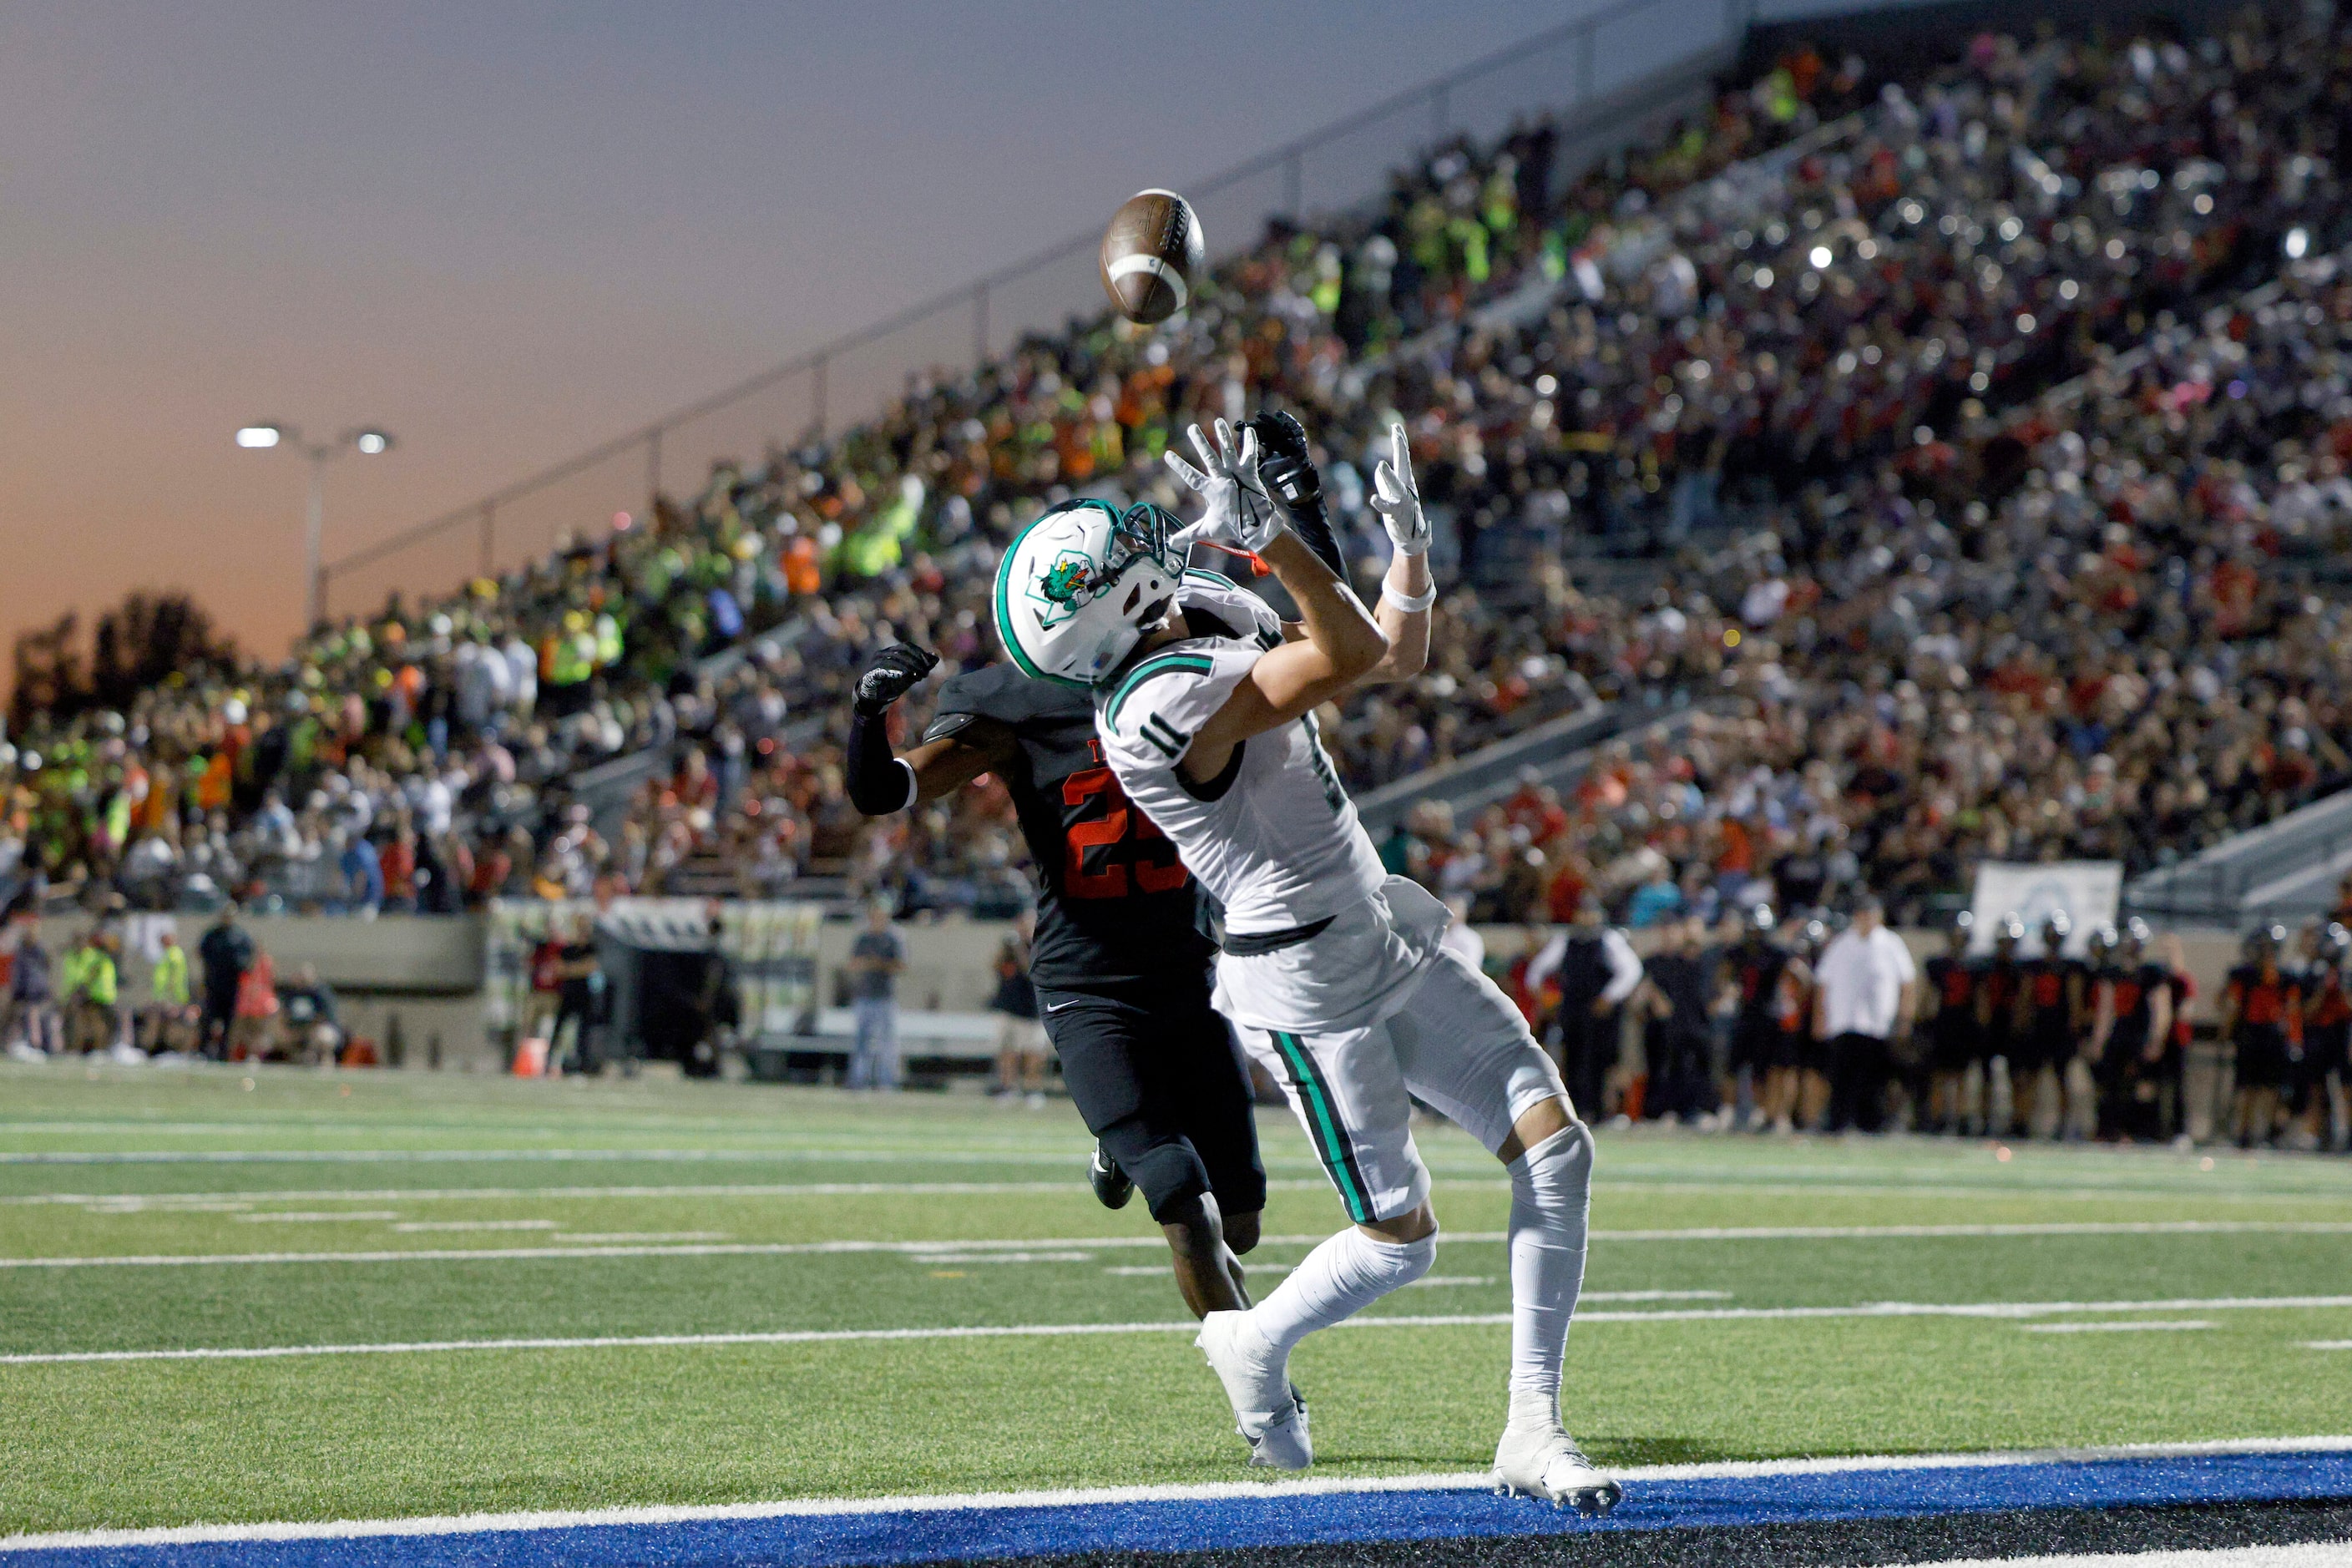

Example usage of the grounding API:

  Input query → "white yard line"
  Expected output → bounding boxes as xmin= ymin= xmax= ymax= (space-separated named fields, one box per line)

xmin=3 ymin=1293 xmax=2347 ymax=1367
xmin=4 ymin=1435 xmax=2349 ymax=1553
xmin=2021 ymin=1320 xmax=2215 ymax=1334
xmin=7 ymin=1218 xmax=2348 ymax=1270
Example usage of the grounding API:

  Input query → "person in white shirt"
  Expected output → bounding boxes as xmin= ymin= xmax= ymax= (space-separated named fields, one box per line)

xmin=1810 ymin=896 xmax=1918 ymax=1132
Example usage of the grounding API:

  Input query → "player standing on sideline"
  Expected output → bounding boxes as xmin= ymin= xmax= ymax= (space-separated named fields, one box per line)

xmin=2012 ymin=913 xmax=2082 ymax=1139
xmin=2222 ymin=925 xmax=2301 ymax=1149
xmin=842 ymin=412 xmax=1355 ymax=1322
xmin=1919 ymin=912 xmax=1978 ymax=1135
xmin=995 ymin=416 xmax=1620 ymax=1511
xmin=1717 ymin=905 xmax=1806 ymax=1133
xmin=2086 ymin=918 xmax=2173 ymax=1142
xmin=2299 ymin=924 xmax=2352 ymax=1151
xmin=1978 ymin=913 xmax=2026 ymax=1136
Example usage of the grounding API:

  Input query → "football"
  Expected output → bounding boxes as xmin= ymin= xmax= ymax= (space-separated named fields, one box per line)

xmin=1099 ymin=189 xmax=1203 ymax=325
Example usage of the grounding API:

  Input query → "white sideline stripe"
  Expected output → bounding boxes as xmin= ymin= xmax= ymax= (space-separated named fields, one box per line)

xmin=392 ymin=1221 xmax=558 ymax=1232
xmin=1588 ymin=1222 xmax=2352 ymax=1242
xmin=4 ymin=1435 xmax=2349 ymax=1553
xmin=2306 ymin=1340 xmax=2352 ymax=1349
xmin=14 ymin=1176 xmax=2352 ymax=1211
xmin=13 ymin=1179 xmax=2352 ymax=1209
xmin=2021 ymin=1320 xmax=2215 ymax=1334
xmin=6 ymin=1293 xmax=2349 ymax=1367
xmin=234 ymin=1211 xmax=401 ymax=1224
xmin=6 ymin=1180 xmax=1348 ymax=1207
xmin=1915 ymin=1549 xmax=2352 ymax=1567
xmin=9 ymin=1218 xmax=2349 ymax=1270
xmin=0 ymin=1148 xmax=1107 ymax=1166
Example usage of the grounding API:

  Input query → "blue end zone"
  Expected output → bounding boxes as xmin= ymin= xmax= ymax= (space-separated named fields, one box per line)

xmin=14 ymin=1449 xmax=2352 ymax=1567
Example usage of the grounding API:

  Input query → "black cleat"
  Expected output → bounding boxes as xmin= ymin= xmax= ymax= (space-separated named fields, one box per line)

xmin=1088 ymin=1144 xmax=1134 ymax=1210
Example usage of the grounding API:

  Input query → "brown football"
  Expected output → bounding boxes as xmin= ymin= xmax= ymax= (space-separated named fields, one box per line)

xmin=1100 ymin=189 xmax=1204 ymax=325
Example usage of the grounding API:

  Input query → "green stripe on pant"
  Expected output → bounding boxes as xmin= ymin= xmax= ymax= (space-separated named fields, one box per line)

xmin=1272 ymin=1031 xmax=1374 ymax=1224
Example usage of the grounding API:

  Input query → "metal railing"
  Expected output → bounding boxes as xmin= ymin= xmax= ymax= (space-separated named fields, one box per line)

xmin=317 ymin=0 xmax=1755 ymax=617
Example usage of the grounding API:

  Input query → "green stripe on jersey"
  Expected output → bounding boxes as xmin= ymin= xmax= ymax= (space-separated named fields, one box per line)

xmin=1105 ymin=653 xmax=1213 ymax=731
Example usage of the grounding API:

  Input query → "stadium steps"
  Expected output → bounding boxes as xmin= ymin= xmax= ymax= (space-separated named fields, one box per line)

xmin=1353 ymin=692 xmax=1716 ymax=837
xmin=2126 ymin=785 xmax=2352 ymax=927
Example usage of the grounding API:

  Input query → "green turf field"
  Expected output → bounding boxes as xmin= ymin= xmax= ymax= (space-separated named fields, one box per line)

xmin=3 ymin=1060 xmax=2349 ymax=1538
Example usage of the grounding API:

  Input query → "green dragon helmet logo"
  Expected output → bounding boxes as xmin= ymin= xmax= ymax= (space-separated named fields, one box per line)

xmin=1028 ymin=549 xmax=1102 ymax=629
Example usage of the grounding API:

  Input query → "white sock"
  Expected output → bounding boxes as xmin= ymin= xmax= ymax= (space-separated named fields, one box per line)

xmin=1505 ymin=1122 xmax=1593 ymax=1429
xmin=1249 ymin=1226 xmax=1435 ymax=1354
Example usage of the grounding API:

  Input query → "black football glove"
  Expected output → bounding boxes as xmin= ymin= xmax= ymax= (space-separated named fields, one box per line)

xmin=850 ymin=643 xmax=940 ymax=716
xmin=1244 ymin=409 xmax=1344 ymax=579
xmin=1246 ymin=410 xmax=1323 ymax=518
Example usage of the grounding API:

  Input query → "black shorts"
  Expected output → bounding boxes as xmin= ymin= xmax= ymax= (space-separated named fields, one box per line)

xmin=1040 ymin=979 xmax=1266 ymax=1225
xmin=2305 ymin=1024 xmax=2352 ymax=1084
xmin=2008 ymin=1028 xmax=2073 ymax=1075
xmin=1930 ymin=1021 xmax=1979 ymax=1072
xmin=1727 ymin=1024 xmax=1793 ymax=1073
xmin=2234 ymin=1025 xmax=2290 ymax=1091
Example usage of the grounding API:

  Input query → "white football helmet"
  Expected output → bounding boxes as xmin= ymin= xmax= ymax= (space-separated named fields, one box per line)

xmin=994 ymin=498 xmax=1186 ymax=685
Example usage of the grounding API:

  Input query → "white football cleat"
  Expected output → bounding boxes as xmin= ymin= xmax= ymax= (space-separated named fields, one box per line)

xmin=1196 ymin=1311 xmax=1311 ymax=1470
xmin=1493 ymin=1423 xmax=1621 ymax=1514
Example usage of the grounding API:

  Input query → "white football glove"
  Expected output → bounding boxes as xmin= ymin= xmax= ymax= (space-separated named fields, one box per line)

xmin=1165 ymin=419 xmax=1283 ymax=554
xmin=1368 ymin=422 xmax=1430 ymax=556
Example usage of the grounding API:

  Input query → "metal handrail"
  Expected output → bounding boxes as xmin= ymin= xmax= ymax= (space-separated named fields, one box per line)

xmin=321 ymin=0 xmax=1755 ymax=594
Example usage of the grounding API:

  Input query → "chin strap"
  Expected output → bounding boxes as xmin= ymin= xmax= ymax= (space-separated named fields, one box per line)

xmin=1195 ymin=540 xmax=1272 ymax=576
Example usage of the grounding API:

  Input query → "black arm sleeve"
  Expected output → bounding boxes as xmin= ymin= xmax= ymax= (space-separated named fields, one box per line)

xmin=1287 ymin=496 xmax=1346 ymax=581
xmin=845 ymin=708 xmax=917 ymax=815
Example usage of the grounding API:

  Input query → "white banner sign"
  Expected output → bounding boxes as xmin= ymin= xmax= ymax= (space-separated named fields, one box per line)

xmin=1966 ymin=862 xmax=2122 ymax=956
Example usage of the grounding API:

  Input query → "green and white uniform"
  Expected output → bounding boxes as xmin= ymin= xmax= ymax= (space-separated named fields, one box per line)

xmin=1095 ymin=575 xmax=1565 ymax=1224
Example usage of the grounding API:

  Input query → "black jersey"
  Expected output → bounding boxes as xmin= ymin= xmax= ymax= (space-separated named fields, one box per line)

xmin=1727 ymin=944 xmax=1793 ymax=1035
xmin=2021 ymin=955 xmax=2080 ymax=1044
xmin=1924 ymin=954 xmax=1976 ymax=1043
xmin=2103 ymin=961 xmax=2169 ymax=1049
xmin=927 ymin=663 xmax=1213 ymax=993
xmin=1646 ymin=950 xmax=1714 ymax=1043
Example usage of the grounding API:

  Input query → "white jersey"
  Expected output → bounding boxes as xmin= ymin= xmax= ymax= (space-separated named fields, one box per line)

xmin=1094 ymin=572 xmax=1388 ymax=938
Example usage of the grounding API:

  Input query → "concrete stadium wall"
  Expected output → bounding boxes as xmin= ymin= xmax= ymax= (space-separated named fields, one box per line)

xmin=33 ymin=911 xmax=2255 ymax=1023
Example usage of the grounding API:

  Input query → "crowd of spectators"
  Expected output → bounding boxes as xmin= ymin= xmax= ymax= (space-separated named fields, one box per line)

xmin=8 ymin=11 xmax=2352 ymax=931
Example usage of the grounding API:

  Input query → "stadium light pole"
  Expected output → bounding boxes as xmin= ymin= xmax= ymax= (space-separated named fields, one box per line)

xmin=235 ymin=422 xmax=396 ymax=631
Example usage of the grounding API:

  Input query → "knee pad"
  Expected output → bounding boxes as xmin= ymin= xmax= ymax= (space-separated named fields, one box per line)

xmin=1510 ymin=1120 xmax=1594 ymax=1213
xmin=1359 ymin=1227 xmax=1438 ymax=1290
xmin=1118 ymin=1137 xmax=1214 ymax=1224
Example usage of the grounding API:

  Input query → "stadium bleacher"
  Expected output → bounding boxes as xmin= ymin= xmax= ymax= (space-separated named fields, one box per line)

xmin=8 ymin=8 xmax=2349 ymax=943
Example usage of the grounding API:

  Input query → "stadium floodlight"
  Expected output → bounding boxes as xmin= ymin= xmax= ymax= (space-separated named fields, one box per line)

xmin=233 ymin=418 xmax=398 ymax=630
xmin=1808 ymin=245 xmax=1833 ymax=270
xmin=2286 ymin=226 xmax=2311 ymax=260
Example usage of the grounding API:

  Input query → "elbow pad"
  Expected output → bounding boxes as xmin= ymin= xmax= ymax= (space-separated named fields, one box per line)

xmin=845 ymin=708 xmax=917 ymax=815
